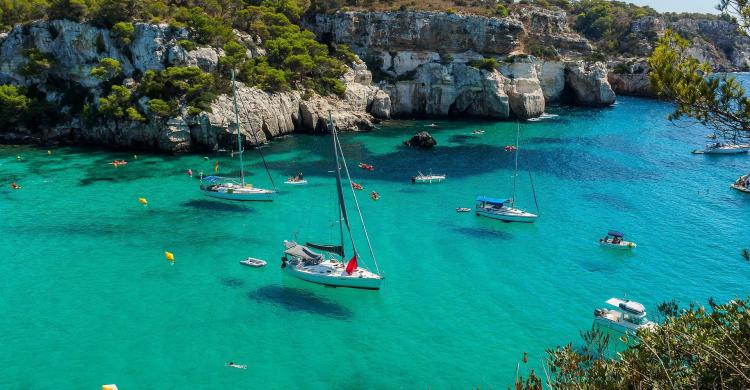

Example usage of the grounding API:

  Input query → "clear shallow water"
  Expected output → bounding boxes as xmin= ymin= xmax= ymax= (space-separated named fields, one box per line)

xmin=1 ymin=96 xmax=750 ymax=389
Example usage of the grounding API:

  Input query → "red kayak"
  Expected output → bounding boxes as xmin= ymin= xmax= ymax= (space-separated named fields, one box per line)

xmin=358 ymin=163 xmax=375 ymax=171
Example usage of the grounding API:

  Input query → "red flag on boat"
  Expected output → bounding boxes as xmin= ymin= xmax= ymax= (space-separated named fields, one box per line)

xmin=345 ymin=255 xmax=358 ymax=274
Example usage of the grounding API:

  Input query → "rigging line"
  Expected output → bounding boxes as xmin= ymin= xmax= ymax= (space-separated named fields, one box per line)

xmin=528 ymin=168 xmax=540 ymax=216
xmin=235 ymin=88 xmax=277 ymax=191
xmin=328 ymin=114 xmax=358 ymax=258
xmin=230 ymin=69 xmax=245 ymax=185
xmin=512 ymin=121 xmax=520 ymax=208
xmin=333 ymin=116 xmax=380 ymax=275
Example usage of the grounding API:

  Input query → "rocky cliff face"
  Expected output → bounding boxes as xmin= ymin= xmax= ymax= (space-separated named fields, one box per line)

xmin=0 ymin=9 xmax=619 ymax=151
xmin=0 ymin=19 xmax=384 ymax=152
xmin=622 ymin=16 xmax=750 ymax=71
xmin=308 ymin=11 xmax=614 ymax=119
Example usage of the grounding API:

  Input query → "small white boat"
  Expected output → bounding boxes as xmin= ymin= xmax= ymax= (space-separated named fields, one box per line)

xmin=456 ymin=207 xmax=471 ymax=213
xmin=594 ymin=297 xmax=657 ymax=334
xmin=425 ymin=123 xmax=438 ymax=128
xmin=284 ymin=179 xmax=308 ymax=185
xmin=475 ymin=197 xmax=538 ymax=223
xmin=599 ymin=231 xmax=636 ymax=249
xmin=201 ymin=177 xmax=275 ymax=201
xmin=731 ymin=174 xmax=750 ymax=193
xmin=472 ymin=129 xmax=485 ymax=135
xmin=240 ymin=257 xmax=267 ymax=267
xmin=412 ymin=171 xmax=446 ymax=184
xmin=692 ymin=142 xmax=750 ymax=154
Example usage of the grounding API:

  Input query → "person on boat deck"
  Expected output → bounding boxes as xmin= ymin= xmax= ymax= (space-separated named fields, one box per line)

xmin=612 ymin=236 xmax=621 ymax=244
xmin=296 ymin=172 xmax=304 ymax=180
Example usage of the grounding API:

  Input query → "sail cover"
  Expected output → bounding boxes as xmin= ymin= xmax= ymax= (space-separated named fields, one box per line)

xmin=305 ymin=242 xmax=344 ymax=257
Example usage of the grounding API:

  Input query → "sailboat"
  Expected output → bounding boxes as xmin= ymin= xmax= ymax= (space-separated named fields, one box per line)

xmin=475 ymin=122 xmax=539 ymax=223
xmin=200 ymin=70 xmax=275 ymax=201
xmin=281 ymin=113 xmax=383 ymax=290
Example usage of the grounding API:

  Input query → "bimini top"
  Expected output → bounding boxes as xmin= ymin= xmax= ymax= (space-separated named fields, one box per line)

xmin=606 ymin=298 xmax=647 ymax=316
xmin=476 ymin=196 xmax=510 ymax=205
xmin=608 ymin=230 xmax=625 ymax=238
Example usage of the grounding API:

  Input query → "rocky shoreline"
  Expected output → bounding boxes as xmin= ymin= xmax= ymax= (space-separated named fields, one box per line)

xmin=0 ymin=7 xmax=745 ymax=152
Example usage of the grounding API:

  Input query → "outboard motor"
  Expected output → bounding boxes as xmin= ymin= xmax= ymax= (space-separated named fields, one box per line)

xmin=280 ymin=256 xmax=287 ymax=269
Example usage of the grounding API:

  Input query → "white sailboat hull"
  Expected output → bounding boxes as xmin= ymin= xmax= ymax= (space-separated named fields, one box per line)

xmin=694 ymin=144 xmax=750 ymax=154
xmin=476 ymin=207 xmax=538 ymax=223
xmin=413 ymin=175 xmax=446 ymax=184
xmin=201 ymin=186 xmax=274 ymax=201
xmin=594 ymin=317 xmax=651 ymax=334
xmin=282 ymin=259 xmax=383 ymax=290
xmin=599 ymin=240 xmax=637 ymax=250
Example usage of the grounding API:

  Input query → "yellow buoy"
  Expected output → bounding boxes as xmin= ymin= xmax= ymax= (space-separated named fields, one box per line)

xmin=165 ymin=251 xmax=175 ymax=262
xmin=102 ymin=385 xmax=119 ymax=390
xmin=138 ymin=197 xmax=148 ymax=205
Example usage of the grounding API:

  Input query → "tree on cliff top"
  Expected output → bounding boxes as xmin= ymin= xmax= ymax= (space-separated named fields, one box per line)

xmin=513 ymin=297 xmax=750 ymax=389
xmin=648 ymin=29 xmax=750 ymax=137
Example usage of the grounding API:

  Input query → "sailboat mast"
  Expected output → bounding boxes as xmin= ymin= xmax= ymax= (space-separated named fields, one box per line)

xmin=231 ymin=69 xmax=245 ymax=186
xmin=512 ymin=122 xmax=520 ymax=208
xmin=329 ymin=112 xmax=358 ymax=259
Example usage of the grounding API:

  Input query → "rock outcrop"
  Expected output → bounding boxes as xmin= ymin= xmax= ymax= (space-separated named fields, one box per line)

xmin=565 ymin=62 xmax=616 ymax=107
xmin=403 ymin=131 xmax=436 ymax=148
xmin=607 ymin=61 xmax=655 ymax=98
xmin=309 ymin=10 xmax=614 ymax=119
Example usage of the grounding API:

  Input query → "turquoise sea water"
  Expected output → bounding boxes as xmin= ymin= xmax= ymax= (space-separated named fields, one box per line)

xmin=2 ymin=94 xmax=750 ymax=389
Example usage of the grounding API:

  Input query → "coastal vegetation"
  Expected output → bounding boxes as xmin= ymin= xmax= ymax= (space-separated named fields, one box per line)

xmin=649 ymin=0 xmax=750 ymax=136
xmin=514 ymin=297 xmax=750 ymax=389
xmin=0 ymin=0 xmax=359 ymax=130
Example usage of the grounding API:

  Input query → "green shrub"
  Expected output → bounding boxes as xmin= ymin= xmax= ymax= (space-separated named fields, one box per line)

xmin=495 ymin=4 xmax=508 ymax=17
xmin=126 ymin=106 xmax=145 ymax=122
xmin=147 ymin=98 xmax=173 ymax=117
xmin=468 ymin=57 xmax=499 ymax=71
xmin=112 ymin=22 xmax=135 ymax=45
xmin=20 ymin=49 xmax=53 ymax=77
xmin=90 ymin=57 xmax=122 ymax=80
xmin=177 ymin=39 xmax=197 ymax=51
xmin=0 ymin=84 xmax=31 ymax=127
xmin=47 ymin=0 xmax=90 ymax=22
xmin=98 ymin=85 xmax=132 ymax=119
xmin=187 ymin=106 xmax=203 ymax=116
xmin=174 ymin=6 xmax=234 ymax=47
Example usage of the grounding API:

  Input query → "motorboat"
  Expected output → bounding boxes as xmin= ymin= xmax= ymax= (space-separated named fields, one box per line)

xmin=692 ymin=142 xmax=750 ymax=154
xmin=240 ymin=257 xmax=267 ymax=267
xmin=475 ymin=122 xmax=539 ymax=224
xmin=475 ymin=196 xmax=538 ymax=223
xmin=594 ymin=297 xmax=657 ymax=334
xmin=599 ymin=231 xmax=636 ymax=249
xmin=472 ymin=129 xmax=485 ymax=135
xmin=412 ymin=171 xmax=446 ymax=184
xmin=200 ymin=176 xmax=274 ymax=201
xmin=199 ymin=69 xmax=275 ymax=202
xmin=456 ymin=207 xmax=471 ymax=213
xmin=731 ymin=173 xmax=750 ymax=193
xmin=425 ymin=123 xmax=438 ymax=128
xmin=281 ymin=113 xmax=384 ymax=290
xmin=284 ymin=179 xmax=308 ymax=185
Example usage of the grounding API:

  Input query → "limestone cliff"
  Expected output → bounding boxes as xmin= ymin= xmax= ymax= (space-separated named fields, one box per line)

xmin=308 ymin=11 xmax=615 ymax=119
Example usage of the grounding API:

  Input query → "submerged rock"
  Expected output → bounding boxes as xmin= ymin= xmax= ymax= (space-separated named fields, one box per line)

xmin=404 ymin=131 xmax=437 ymax=148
